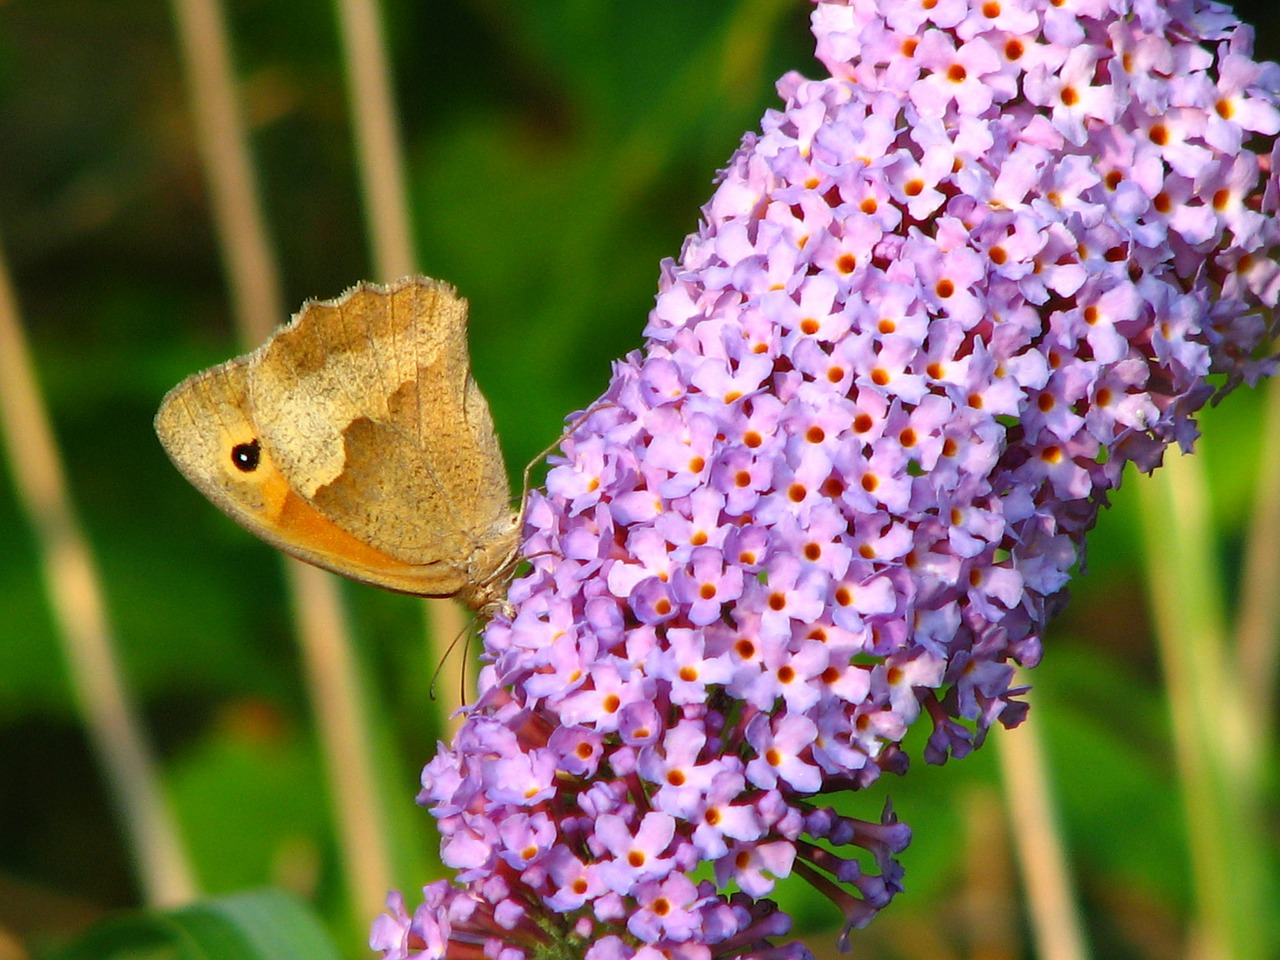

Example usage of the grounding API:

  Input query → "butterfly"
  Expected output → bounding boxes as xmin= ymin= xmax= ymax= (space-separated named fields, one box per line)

xmin=155 ymin=276 xmax=522 ymax=616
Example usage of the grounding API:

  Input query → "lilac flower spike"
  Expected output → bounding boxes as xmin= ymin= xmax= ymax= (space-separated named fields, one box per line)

xmin=374 ymin=2 xmax=1280 ymax=958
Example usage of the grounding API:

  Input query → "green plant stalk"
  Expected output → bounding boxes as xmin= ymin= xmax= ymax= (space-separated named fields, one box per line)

xmin=1235 ymin=371 xmax=1280 ymax=742
xmin=1136 ymin=448 xmax=1269 ymax=960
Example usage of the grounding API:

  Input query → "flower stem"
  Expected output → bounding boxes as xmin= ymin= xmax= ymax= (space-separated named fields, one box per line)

xmin=1137 ymin=449 xmax=1272 ymax=960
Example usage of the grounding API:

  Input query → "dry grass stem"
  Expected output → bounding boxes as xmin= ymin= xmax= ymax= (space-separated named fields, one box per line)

xmin=0 ymin=237 xmax=197 ymax=907
xmin=995 ymin=697 xmax=1090 ymax=960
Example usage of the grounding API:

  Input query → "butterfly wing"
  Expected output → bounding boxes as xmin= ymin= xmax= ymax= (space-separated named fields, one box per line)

xmin=156 ymin=277 xmax=519 ymax=602
xmin=226 ymin=277 xmax=518 ymax=601
xmin=155 ymin=354 xmax=464 ymax=595
xmin=155 ymin=358 xmax=266 ymax=524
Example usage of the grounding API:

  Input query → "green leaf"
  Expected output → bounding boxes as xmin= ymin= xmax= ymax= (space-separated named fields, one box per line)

xmin=46 ymin=890 xmax=343 ymax=960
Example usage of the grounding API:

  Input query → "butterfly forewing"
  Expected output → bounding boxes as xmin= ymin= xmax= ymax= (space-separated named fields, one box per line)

xmin=155 ymin=276 xmax=520 ymax=610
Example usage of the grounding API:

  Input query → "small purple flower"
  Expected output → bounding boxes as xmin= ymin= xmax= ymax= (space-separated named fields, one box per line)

xmin=628 ymin=874 xmax=705 ymax=943
xmin=715 ymin=840 xmax=798 ymax=899
xmin=594 ymin=812 xmax=679 ymax=896
xmin=376 ymin=2 xmax=1280 ymax=959
xmin=672 ymin=548 xmax=746 ymax=627
xmin=744 ymin=713 xmax=823 ymax=794
xmin=689 ymin=770 xmax=765 ymax=860
xmin=647 ymin=628 xmax=735 ymax=706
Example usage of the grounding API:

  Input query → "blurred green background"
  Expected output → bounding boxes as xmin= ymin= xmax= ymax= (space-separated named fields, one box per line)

xmin=0 ymin=1 xmax=1277 ymax=958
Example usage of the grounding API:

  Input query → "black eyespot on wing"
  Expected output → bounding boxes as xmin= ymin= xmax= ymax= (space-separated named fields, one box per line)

xmin=231 ymin=439 xmax=261 ymax=472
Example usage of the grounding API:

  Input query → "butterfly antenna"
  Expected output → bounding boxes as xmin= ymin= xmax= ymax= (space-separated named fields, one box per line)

xmin=429 ymin=609 xmax=477 ymax=705
xmin=517 ymin=400 xmax=613 ymax=516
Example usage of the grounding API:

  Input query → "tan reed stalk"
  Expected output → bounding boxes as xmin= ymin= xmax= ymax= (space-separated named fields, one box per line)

xmin=332 ymin=0 xmax=469 ymax=730
xmin=960 ymin=783 xmax=1019 ymax=960
xmin=167 ymin=0 xmax=395 ymax=929
xmin=1137 ymin=449 xmax=1267 ymax=960
xmin=333 ymin=0 xmax=415 ymax=282
xmin=0 ymin=925 xmax=22 ymax=960
xmin=994 ymin=691 xmax=1090 ymax=960
xmin=1234 ymin=374 xmax=1280 ymax=740
xmin=0 ymin=236 xmax=197 ymax=906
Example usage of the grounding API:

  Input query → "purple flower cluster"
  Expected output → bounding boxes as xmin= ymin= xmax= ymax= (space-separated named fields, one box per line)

xmin=374 ymin=2 xmax=1280 ymax=958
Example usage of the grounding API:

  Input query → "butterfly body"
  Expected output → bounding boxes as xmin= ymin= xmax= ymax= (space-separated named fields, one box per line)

xmin=156 ymin=276 xmax=520 ymax=616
